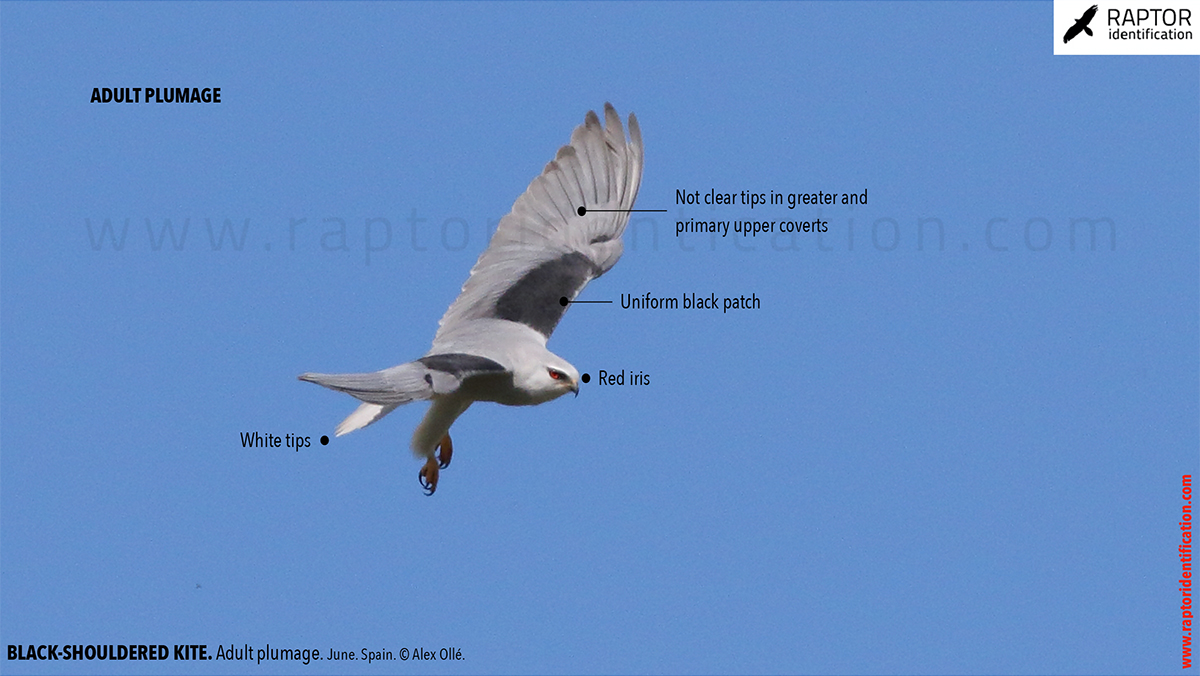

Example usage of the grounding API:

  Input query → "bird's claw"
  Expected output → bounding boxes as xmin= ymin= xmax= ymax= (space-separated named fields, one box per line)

xmin=418 ymin=435 xmax=452 ymax=495
xmin=418 ymin=458 xmax=439 ymax=496
xmin=437 ymin=434 xmax=453 ymax=469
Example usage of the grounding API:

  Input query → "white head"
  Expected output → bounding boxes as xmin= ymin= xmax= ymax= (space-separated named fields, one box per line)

xmin=515 ymin=346 xmax=580 ymax=404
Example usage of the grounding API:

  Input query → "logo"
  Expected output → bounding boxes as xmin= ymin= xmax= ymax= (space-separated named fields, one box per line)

xmin=1054 ymin=0 xmax=1198 ymax=55
xmin=1063 ymin=4 xmax=1099 ymax=42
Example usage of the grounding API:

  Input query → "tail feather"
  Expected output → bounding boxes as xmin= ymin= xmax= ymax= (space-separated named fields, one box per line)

xmin=298 ymin=371 xmax=396 ymax=403
xmin=299 ymin=362 xmax=435 ymax=436
xmin=336 ymin=402 xmax=399 ymax=436
xmin=298 ymin=362 xmax=431 ymax=405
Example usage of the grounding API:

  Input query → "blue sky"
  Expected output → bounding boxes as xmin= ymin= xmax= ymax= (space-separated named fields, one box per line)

xmin=1 ymin=2 xmax=1196 ymax=674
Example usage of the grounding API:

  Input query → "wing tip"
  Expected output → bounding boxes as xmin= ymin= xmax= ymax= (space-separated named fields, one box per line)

xmin=603 ymin=101 xmax=619 ymax=124
xmin=598 ymin=102 xmax=642 ymax=155
xmin=627 ymin=111 xmax=642 ymax=149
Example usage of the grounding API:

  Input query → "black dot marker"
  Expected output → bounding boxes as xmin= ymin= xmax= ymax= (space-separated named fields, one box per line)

xmin=559 ymin=296 xmax=569 ymax=306
xmin=320 ymin=435 xmax=329 ymax=446
xmin=577 ymin=206 xmax=587 ymax=216
xmin=581 ymin=373 xmax=590 ymax=384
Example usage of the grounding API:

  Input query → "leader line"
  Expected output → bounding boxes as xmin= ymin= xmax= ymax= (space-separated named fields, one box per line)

xmin=577 ymin=206 xmax=667 ymax=216
xmin=559 ymin=297 xmax=612 ymax=306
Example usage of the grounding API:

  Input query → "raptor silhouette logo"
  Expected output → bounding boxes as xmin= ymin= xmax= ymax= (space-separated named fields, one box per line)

xmin=1064 ymin=4 xmax=1099 ymax=42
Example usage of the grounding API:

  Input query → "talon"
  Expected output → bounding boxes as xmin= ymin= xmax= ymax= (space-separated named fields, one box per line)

xmin=418 ymin=458 xmax=439 ymax=496
xmin=437 ymin=434 xmax=453 ymax=469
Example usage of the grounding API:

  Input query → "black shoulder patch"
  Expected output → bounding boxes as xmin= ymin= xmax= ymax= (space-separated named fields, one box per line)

xmin=491 ymin=252 xmax=599 ymax=337
xmin=418 ymin=353 xmax=507 ymax=376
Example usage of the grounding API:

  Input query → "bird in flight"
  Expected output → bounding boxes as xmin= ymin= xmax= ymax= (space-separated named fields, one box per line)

xmin=1063 ymin=4 xmax=1098 ymax=43
xmin=300 ymin=104 xmax=643 ymax=495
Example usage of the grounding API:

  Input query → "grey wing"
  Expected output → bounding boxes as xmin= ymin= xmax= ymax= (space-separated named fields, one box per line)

xmin=434 ymin=103 xmax=644 ymax=343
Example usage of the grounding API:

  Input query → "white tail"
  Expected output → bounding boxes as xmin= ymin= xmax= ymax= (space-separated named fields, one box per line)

xmin=336 ymin=402 xmax=399 ymax=436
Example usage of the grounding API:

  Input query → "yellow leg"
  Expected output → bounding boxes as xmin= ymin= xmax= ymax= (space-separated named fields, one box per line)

xmin=418 ymin=457 xmax=439 ymax=495
xmin=437 ymin=434 xmax=453 ymax=469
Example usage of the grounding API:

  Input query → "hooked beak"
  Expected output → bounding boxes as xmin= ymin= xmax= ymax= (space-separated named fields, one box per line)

xmin=571 ymin=379 xmax=580 ymax=397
